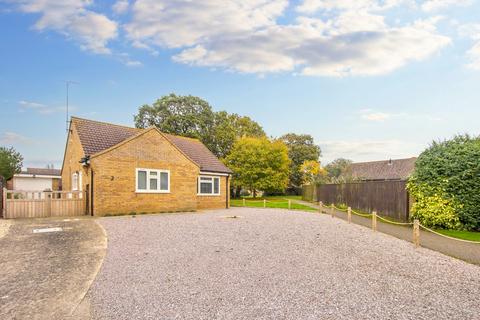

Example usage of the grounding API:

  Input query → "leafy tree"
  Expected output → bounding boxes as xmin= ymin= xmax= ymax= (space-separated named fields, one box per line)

xmin=300 ymin=160 xmax=327 ymax=185
xmin=407 ymin=135 xmax=480 ymax=230
xmin=279 ymin=133 xmax=321 ymax=188
xmin=0 ymin=146 xmax=23 ymax=180
xmin=134 ymin=94 xmax=265 ymax=158
xmin=210 ymin=111 xmax=265 ymax=158
xmin=324 ymin=158 xmax=353 ymax=183
xmin=225 ymin=137 xmax=290 ymax=197
xmin=134 ymin=93 xmax=215 ymax=149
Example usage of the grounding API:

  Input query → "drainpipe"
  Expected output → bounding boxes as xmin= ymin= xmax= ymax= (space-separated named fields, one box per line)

xmin=90 ymin=170 xmax=94 ymax=216
xmin=226 ymin=175 xmax=229 ymax=209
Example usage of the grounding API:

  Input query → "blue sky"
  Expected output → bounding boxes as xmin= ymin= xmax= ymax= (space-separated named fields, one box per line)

xmin=1 ymin=0 xmax=479 ymax=168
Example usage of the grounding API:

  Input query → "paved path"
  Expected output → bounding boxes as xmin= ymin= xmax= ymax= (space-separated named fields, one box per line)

xmin=89 ymin=209 xmax=480 ymax=320
xmin=292 ymin=199 xmax=480 ymax=265
xmin=0 ymin=217 xmax=107 ymax=320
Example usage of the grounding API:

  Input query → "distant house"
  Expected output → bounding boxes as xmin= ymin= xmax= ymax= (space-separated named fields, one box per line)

xmin=61 ymin=117 xmax=233 ymax=216
xmin=7 ymin=168 xmax=61 ymax=191
xmin=350 ymin=157 xmax=417 ymax=181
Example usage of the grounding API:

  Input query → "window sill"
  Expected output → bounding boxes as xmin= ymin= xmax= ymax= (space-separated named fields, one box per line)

xmin=197 ymin=193 xmax=221 ymax=197
xmin=136 ymin=190 xmax=170 ymax=194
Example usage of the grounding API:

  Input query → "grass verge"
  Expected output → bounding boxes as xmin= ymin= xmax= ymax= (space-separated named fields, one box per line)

xmin=231 ymin=199 xmax=316 ymax=212
xmin=434 ymin=229 xmax=480 ymax=242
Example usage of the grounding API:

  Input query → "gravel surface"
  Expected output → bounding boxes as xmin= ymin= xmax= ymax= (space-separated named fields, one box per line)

xmin=90 ymin=208 xmax=480 ymax=320
xmin=0 ymin=219 xmax=11 ymax=239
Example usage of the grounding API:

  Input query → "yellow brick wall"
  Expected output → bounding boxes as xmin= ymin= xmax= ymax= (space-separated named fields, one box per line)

xmin=90 ymin=130 xmax=200 ymax=216
xmin=61 ymin=122 xmax=90 ymax=193
xmin=52 ymin=178 xmax=61 ymax=191
xmin=196 ymin=175 xmax=230 ymax=210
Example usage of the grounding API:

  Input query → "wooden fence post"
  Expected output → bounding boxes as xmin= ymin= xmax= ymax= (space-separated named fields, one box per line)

xmin=46 ymin=191 xmax=52 ymax=216
xmin=347 ymin=207 xmax=352 ymax=224
xmin=372 ymin=211 xmax=377 ymax=232
xmin=330 ymin=204 xmax=334 ymax=218
xmin=288 ymin=199 xmax=291 ymax=210
xmin=243 ymin=198 xmax=246 ymax=207
xmin=319 ymin=201 xmax=323 ymax=213
xmin=263 ymin=199 xmax=266 ymax=208
xmin=413 ymin=219 xmax=420 ymax=248
xmin=2 ymin=188 xmax=7 ymax=219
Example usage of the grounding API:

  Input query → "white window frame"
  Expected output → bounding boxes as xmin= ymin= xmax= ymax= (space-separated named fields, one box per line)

xmin=72 ymin=172 xmax=79 ymax=191
xmin=136 ymin=168 xmax=170 ymax=193
xmin=197 ymin=175 xmax=221 ymax=196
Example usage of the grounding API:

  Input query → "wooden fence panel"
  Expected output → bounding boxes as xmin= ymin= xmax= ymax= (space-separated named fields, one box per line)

xmin=316 ymin=180 xmax=410 ymax=221
xmin=4 ymin=191 xmax=86 ymax=219
xmin=0 ymin=177 xmax=5 ymax=218
xmin=302 ymin=184 xmax=318 ymax=202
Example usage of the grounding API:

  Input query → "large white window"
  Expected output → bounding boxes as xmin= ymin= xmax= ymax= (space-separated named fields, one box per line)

xmin=198 ymin=176 xmax=220 ymax=196
xmin=136 ymin=168 xmax=170 ymax=193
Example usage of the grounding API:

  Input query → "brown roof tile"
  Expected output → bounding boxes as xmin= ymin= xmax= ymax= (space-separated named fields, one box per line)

xmin=72 ymin=117 xmax=232 ymax=174
xmin=164 ymin=134 xmax=232 ymax=173
xmin=350 ymin=157 xmax=416 ymax=181
xmin=74 ymin=117 xmax=141 ymax=156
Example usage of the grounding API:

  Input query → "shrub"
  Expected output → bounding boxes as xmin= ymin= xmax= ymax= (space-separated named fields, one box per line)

xmin=408 ymin=181 xmax=462 ymax=229
xmin=407 ymin=135 xmax=480 ymax=230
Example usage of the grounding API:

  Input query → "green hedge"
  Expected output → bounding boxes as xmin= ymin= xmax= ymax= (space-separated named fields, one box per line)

xmin=407 ymin=135 xmax=480 ymax=230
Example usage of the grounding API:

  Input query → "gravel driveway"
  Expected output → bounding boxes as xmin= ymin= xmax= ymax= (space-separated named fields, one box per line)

xmin=89 ymin=208 xmax=480 ymax=320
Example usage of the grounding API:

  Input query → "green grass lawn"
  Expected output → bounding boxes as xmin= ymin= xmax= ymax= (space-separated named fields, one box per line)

xmin=240 ymin=195 xmax=302 ymax=201
xmin=434 ymin=229 xmax=480 ymax=242
xmin=231 ymin=198 xmax=316 ymax=212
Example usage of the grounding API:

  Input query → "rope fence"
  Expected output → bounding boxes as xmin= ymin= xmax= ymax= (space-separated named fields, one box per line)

xmin=318 ymin=201 xmax=480 ymax=246
xmin=237 ymin=198 xmax=479 ymax=245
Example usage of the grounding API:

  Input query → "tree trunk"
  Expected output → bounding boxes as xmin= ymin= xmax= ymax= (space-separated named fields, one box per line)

xmin=235 ymin=186 xmax=241 ymax=199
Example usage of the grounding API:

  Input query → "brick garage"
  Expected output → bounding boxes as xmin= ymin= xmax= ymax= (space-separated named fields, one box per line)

xmin=62 ymin=117 xmax=232 ymax=216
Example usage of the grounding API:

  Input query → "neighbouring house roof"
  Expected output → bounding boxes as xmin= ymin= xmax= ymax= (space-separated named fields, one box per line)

xmin=19 ymin=168 xmax=61 ymax=177
xmin=72 ymin=117 xmax=233 ymax=174
xmin=350 ymin=157 xmax=417 ymax=181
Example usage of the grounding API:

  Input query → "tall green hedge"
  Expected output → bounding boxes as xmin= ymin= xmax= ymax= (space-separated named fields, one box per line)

xmin=407 ymin=135 xmax=480 ymax=230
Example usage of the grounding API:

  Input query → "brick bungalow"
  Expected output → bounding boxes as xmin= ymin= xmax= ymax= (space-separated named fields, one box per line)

xmin=61 ymin=117 xmax=232 ymax=216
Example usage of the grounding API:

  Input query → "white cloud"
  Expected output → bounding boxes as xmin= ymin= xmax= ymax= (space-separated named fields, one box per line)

xmin=358 ymin=109 xmax=443 ymax=122
xmin=125 ymin=0 xmax=288 ymax=48
xmin=421 ymin=0 xmax=473 ymax=12
xmin=18 ymin=100 xmax=75 ymax=114
xmin=125 ymin=0 xmax=450 ymax=76
xmin=361 ymin=112 xmax=393 ymax=121
xmin=458 ymin=23 xmax=480 ymax=70
xmin=466 ymin=42 xmax=480 ymax=70
xmin=116 ymin=52 xmax=143 ymax=67
xmin=112 ymin=0 xmax=129 ymax=14
xmin=458 ymin=23 xmax=480 ymax=40
xmin=296 ymin=0 xmax=409 ymax=13
xmin=18 ymin=100 xmax=46 ymax=109
xmin=11 ymin=0 xmax=118 ymax=54
xmin=320 ymin=139 xmax=423 ymax=163
xmin=0 ymin=132 xmax=33 ymax=145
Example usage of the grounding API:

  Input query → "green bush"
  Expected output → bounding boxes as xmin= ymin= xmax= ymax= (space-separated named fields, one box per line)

xmin=407 ymin=135 xmax=480 ymax=230
xmin=408 ymin=181 xmax=462 ymax=229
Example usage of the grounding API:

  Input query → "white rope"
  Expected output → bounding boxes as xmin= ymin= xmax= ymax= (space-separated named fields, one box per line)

xmin=350 ymin=210 xmax=372 ymax=218
xmin=375 ymin=215 xmax=414 ymax=226
xmin=332 ymin=205 xmax=348 ymax=212
xmin=419 ymin=224 xmax=480 ymax=244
